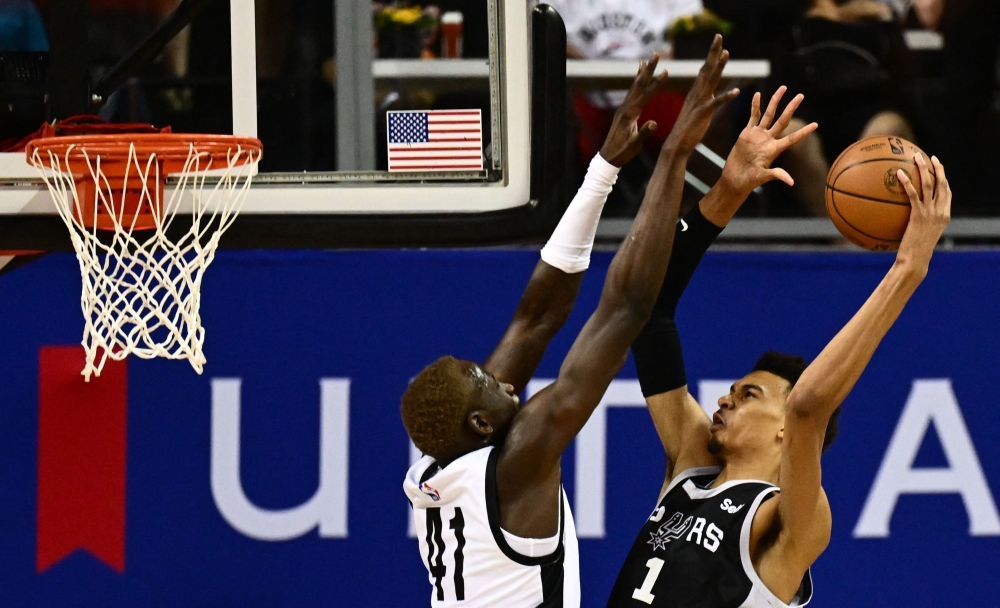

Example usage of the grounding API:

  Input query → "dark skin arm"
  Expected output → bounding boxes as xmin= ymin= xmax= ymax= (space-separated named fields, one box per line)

xmin=483 ymin=267 xmax=583 ymax=394
xmin=497 ymin=38 xmax=740 ymax=538
xmin=483 ymin=78 xmax=660 ymax=394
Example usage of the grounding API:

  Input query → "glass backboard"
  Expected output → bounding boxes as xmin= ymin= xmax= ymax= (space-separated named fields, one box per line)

xmin=0 ymin=1 xmax=778 ymax=250
xmin=0 ymin=0 xmax=565 ymax=249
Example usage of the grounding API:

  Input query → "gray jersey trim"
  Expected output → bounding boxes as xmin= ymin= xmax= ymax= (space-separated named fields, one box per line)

xmin=738 ymin=487 xmax=814 ymax=607
xmin=659 ymin=466 xmax=723 ymax=503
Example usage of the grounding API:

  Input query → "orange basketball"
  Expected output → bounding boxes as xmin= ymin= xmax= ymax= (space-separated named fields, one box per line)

xmin=825 ymin=136 xmax=936 ymax=251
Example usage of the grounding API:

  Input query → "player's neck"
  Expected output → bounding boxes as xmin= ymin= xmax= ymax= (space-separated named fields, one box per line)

xmin=712 ymin=454 xmax=780 ymax=488
xmin=434 ymin=440 xmax=491 ymax=469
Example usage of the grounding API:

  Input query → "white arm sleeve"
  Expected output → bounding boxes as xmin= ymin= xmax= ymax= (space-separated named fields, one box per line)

xmin=540 ymin=153 xmax=619 ymax=274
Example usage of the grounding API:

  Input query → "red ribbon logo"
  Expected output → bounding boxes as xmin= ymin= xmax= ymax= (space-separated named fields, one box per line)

xmin=37 ymin=346 xmax=127 ymax=573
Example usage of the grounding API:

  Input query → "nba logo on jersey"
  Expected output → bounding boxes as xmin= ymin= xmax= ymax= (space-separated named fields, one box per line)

xmin=420 ymin=482 xmax=441 ymax=501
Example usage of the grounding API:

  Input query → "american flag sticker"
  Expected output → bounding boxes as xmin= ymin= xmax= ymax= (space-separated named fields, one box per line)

xmin=387 ymin=110 xmax=483 ymax=171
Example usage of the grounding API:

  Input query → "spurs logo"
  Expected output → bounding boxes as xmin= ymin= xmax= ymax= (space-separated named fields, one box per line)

xmin=720 ymin=498 xmax=744 ymax=514
xmin=647 ymin=512 xmax=693 ymax=550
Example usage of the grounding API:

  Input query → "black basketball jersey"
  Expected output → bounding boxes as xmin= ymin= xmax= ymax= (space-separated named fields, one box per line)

xmin=606 ymin=467 xmax=813 ymax=608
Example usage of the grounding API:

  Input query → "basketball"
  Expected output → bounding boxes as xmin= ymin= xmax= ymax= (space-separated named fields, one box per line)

xmin=825 ymin=136 xmax=936 ymax=251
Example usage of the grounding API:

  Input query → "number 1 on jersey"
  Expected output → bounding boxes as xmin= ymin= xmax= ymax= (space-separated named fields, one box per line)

xmin=632 ymin=557 xmax=664 ymax=604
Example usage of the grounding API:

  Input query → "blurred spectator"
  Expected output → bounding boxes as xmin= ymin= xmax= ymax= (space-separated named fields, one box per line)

xmin=701 ymin=0 xmax=798 ymax=59
xmin=0 ymin=0 xmax=48 ymax=51
xmin=33 ymin=0 xmax=179 ymax=71
xmin=31 ymin=0 xmax=183 ymax=95
xmin=773 ymin=0 xmax=917 ymax=216
xmin=704 ymin=0 xmax=905 ymax=57
xmin=0 ymin=0 xmax=48 ymax=143
xmin=546 ymin=0 xmax=704 ymax=163
xmin=916 ymin=0 xmax=999 ymax=214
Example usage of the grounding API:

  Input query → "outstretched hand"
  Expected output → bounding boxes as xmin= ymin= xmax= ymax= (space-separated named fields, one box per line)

xmin=599 ymin=54 xmax=670 ymax=167
xmin=897 ymin=154 xmax=951 ymax=272
xmin=664 ymin=35 xmax=740 ymax=155
xmin=719 ymin=86 xmax=818 ymax=199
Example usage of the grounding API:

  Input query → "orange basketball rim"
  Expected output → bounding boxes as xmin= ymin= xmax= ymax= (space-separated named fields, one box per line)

xmin=24 ymin=132 xmax=263 ymax=380
xmin=26 ymin=134 xmax=262 ymax=231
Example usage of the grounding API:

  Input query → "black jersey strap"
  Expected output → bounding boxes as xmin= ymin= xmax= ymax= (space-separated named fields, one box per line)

xmin=484 ymin=447 xmax=565 ymax=566
xmin=419 ymin=461 xmax=442 ymax=485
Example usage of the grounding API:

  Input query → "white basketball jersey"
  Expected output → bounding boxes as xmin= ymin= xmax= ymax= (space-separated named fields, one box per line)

xmin=546 ymin=0 xmax=704 ymax=60
xmin=545 ymin=0 xmax=703 ymax=106
xmin=404 ymin=446 xmax=580 ymax=607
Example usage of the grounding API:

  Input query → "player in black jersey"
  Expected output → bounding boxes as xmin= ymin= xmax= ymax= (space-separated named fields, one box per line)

xmin=607 ymin=96 xmax=954 ymax=605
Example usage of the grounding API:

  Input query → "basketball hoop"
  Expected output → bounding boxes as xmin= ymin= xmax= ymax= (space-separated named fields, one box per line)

xmin=26 ymin=133 xmax=263 ymax=380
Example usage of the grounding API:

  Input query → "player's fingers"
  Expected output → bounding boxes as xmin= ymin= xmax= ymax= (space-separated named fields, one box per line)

xmin=624 ymin=60 xmax=657 ymax=113
xmin=713 ymin=49 xmax=730 ymax=80
xmin=931 ymin=155 xmax=948 ymax=187
xmin=748 ymin=92 xmax=762 ymax=128
xmin=704 ymin=34 xmax=723 ymax=70
xmin=713 ymin=88 xmax=740 ymax=110
xmin=931 ymin=155 xmax=951 ymax=215
xmin=631 ymin=60 xmax=647 ymax=89
xmin=630 ymin=59 xmax=650 ymax=96
xmin=898 ymin=169 xmax=923 ymax=210
xmin=695 ymin=36 xmax=723 ymax=89
xmin=915 ymin=153 xmax=934 ymax=206
xmin=636 ymin=120 xmax=658 ymax=142
xmin=623 ymin=61 xmax=646 ymax=106
xmin=770 ymin=93 xmax=804 ymax=136
xmin=644 ymin=70 xmax=670 ymax=99
xmin=778 ymin=121 xmax=818 ymax=151
xmin=641 ymin=54 xmax=660 ymax=86
xmin=759 ymin=86 xmax=786 ymax=130
xmin=701 ymin=48 xmax=730 ymax=95
xmin=766 ymin=167 xmax=795 ymax=187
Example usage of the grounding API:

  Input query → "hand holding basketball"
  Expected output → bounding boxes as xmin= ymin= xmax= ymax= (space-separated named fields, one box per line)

xmin=897 ymin=154 xmax=951 ymax=272
xmin=600 ymin=53 xmax=670 ymax=167
xmin=720 ymin=86 xmax=818 ymax=199
xmin=826 ymin=136 xmax=937 ymax=250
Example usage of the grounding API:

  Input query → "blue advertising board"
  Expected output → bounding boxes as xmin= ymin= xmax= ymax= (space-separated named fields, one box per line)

xmin=0 ymin=249 xmax=998 ymax=607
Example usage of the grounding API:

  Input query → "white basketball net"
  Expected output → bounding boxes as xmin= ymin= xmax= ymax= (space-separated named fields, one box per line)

xmin=30 ymin=142 xmax=260 ymax=380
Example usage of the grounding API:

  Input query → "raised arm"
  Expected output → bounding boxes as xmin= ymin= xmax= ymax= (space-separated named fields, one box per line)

xmin=635 ymin=88 xmax=818 ymax=481
xmin=498 ymin=38 xmax=739 ymax=500
xmin=774 ymin=154 xmax=951 ymax=570
xmin=483 ymin=265 xmax=584 ymax=393
xmin=484 ymin=73 xmax=664 ymax=393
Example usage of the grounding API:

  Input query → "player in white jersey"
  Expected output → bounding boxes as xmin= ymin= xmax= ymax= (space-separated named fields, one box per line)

xmin=403 ymin=40 xmax=745 ymax=607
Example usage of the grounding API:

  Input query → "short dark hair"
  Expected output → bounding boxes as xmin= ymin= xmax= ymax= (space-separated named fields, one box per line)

xmin=753 ymin=351 xmax=807 ymax=390
xmin=753 ymin=351 xmax=841 ymax=453
xmin=401 ymin=356 xmax=475 ymax=457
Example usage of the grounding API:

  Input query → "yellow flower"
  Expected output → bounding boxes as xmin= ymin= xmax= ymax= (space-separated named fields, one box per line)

xmin=391 ymin=7 xmax=424 ymax=25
